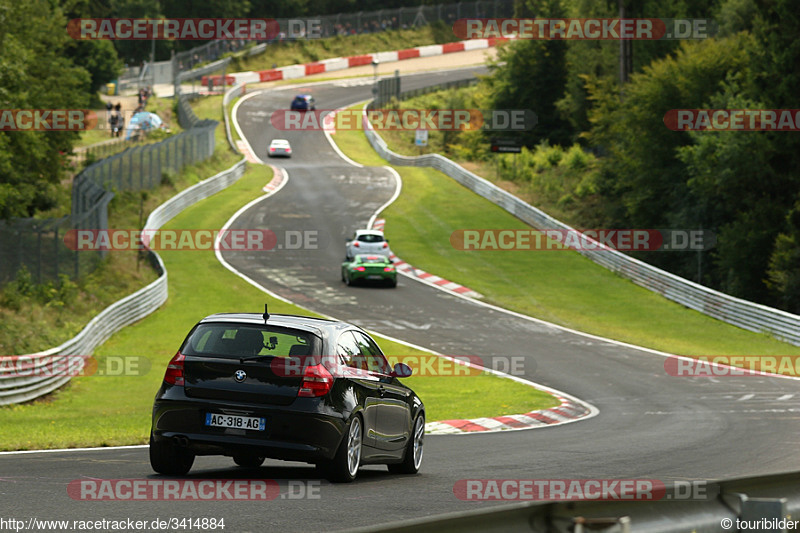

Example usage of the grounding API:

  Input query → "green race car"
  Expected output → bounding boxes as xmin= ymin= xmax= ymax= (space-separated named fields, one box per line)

xmin=341 ymin=254 xmax=397 ymax=287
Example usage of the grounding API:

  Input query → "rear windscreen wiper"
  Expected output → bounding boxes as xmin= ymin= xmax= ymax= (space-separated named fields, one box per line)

xmin=240 ymin=354 xmax=272 ymax=363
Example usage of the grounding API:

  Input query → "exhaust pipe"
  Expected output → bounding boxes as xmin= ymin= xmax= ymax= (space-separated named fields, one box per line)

xmin=173 ymin=435 xmax=190 ymax=447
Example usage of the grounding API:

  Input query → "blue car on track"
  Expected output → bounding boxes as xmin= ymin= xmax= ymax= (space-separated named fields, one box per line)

xmin=290 ymin=94 xmax=316 ymax=111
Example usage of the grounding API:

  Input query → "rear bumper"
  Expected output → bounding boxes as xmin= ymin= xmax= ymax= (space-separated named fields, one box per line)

xmin=152 ymin=397 xmax=346 ymax=462
xmin=348 ymin=270 xmax=396 ymax=283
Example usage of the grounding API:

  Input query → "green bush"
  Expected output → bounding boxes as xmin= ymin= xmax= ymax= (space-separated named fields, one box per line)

xmin=562 ymin=144 xmax=590 ymax=171
xmin=0 ymin=268 xmax=79 ymax=311
xmin=531 ymin=143 xmax=563 ymax=171
xmin=161 ymin=169 xmax=178 ymax=188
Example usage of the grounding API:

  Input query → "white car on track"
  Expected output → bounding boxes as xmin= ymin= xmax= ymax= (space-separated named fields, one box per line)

xmin=345 ymin=229 xmax=392 ymax=261
xmin=268 ymin=139 xmax=292 ymax=157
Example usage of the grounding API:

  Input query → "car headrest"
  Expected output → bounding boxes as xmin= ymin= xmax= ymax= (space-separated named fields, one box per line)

xmin=232 ymin=328 xmax=264 ymax=356
xmin=289 ymin=344 xmax=311 ymax=356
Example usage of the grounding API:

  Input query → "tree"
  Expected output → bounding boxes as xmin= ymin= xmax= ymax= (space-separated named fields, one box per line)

xmin=767 ymin=201 xmax=800 ymax=313
xmin=676 ymin=78 xmax=793 ymax=301
xmin=60 ymin=0 xmax=123 ymax=91
xmin=480 ymin=0 xmax=571 ymax=148
xmin=0 ymin=0 xmax=91 ymax=218
xmin=107 ymin=0 xmax=162 ymax=65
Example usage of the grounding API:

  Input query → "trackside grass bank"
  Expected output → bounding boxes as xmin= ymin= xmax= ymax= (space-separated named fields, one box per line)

xmin=332 ymin=103 xmax=800 ymax=359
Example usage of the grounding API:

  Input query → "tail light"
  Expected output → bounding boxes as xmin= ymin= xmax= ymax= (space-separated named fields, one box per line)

xmin=164 ymin=351 xmax=185 ymax=386
xmin=382 ymin=242 xmax=388 ymax=249
xmin=298 ymin=364 xmax=333 ymax=397
xmin=353 ymin=242 xmax=360 ymax=248
xmin=270 ymin=147 xmax=276 ymax=152
xmin=384 ymin=266 xmax=394 ymax=272
xmin=355 ymin=266 xmax=366 ymax=271
xmin=286 ymin=148 xmax=292 ymax=153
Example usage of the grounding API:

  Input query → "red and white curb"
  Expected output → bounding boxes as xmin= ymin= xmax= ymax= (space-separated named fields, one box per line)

xmin=202 ymin=37 xmax=509 ymax=87
xmin=263 ymin=165 xmax=287 ymax=192
xmin=236 ymin=139 xmax=261 ymax=164
xmin=425 ymin=396 xmax=592 ymax=435
xmin=371 ymin=218 xmax=482 ymax=299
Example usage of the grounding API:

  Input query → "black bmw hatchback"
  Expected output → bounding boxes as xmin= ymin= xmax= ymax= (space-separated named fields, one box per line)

xmin=149 ymin=308 xmax=425 ymax=483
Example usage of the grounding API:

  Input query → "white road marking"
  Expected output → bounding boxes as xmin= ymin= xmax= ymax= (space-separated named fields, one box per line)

xmin=330 ymin=173 xmax=393 ymax=186
xmin=333 ymin=78 xmax=376 ymax=87
xmin=258 ymin=268 xmax=358 ymax=306
xmin=353 ymin=319 xmax=432 ymax=330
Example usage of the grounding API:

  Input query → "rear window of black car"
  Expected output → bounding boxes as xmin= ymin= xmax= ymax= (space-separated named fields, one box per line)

xmin=181 ymin=324 xmax=317 ymax=359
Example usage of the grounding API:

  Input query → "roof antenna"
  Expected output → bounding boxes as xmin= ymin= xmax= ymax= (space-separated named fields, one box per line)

xmin=262 ymin=303 xmax=270 ymax=324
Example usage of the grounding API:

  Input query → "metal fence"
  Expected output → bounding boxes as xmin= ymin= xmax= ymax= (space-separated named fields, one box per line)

xmin=374 ymin=77 xmax=477 ymax=108
xmin=400 ymin=77 xmax=477 ymax=100
xmin=73 ymin=138 xmax=137 ymax=165
xmin=175 ymin=87 xmax=207 ymax=129
xmin=303 ymin=0 xmax=512 ymax=37
xmin=362 ymin=98 xmax=800 ymax=346
xmin=172 ymin=0 xmax=514 ymax=81
xmin=0 ymin=85 xmax=237 ymax=404
xmin=0 ymin=190 xmax=115 ymax=286
xmin=1 ymin=117 xmax=217 ymax=287
xmin=0 ymin=158 xmax=247 ymax=406
xmin=72 ymin=122 xmax=217 ymax=215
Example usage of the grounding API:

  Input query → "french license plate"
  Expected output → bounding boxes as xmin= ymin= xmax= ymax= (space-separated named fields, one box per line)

xmin=205 ymin=413 xmax=265 ymax=431
xmin=366 ymin=275 xmax=383 ymax=280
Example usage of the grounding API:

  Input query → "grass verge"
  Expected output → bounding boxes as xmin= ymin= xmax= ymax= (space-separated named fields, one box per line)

xmin=332 ymin=103 xmax=800 ymax=359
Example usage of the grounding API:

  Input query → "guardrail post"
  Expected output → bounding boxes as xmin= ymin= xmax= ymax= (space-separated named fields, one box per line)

xmin=36 ymin=229 xmax=42 ymax=282
xmin=139 ymin=147 xmax=144 ymax=189
xmin=573 ymin=517 xmax=631 ymax=533
xmin=52 ymin=224 xmax=58 ymax=279
xmin=73 ymin=225 xmax=79 ymax=279
xmin=740 ymin=498 xmax=788 ymax=528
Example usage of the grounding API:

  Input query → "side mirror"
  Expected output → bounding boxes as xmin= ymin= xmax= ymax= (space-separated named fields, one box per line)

xmin=392 ymin=362 xmax=412 ymax=378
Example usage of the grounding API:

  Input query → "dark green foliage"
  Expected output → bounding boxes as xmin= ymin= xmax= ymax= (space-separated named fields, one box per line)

xmin=0 ymin=0 xmax=92 ymax=218
xmin=767 ymin=201 xmax=800 ymax=313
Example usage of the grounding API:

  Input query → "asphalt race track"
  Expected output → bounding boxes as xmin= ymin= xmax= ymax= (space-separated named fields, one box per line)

xmin=3 ymin=66 xmax=800 ymax=532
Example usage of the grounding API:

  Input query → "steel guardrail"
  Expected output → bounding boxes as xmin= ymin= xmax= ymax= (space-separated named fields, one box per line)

xmin=352 ymin=471 xmax=800 ymax=533
xmin=222 ymin=82 xmax=247 ymax=152
xmin=361 ymin=102 xmax=800 ymax=346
